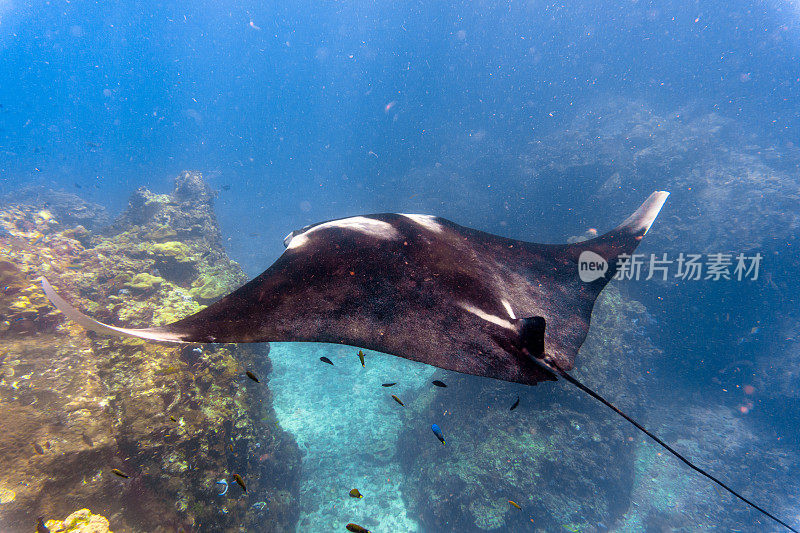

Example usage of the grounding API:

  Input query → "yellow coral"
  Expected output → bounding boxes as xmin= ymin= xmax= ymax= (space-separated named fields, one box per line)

xmin=44 ymin=508 xmax=113 ymax=533
xmin=143 ymin=225 xmax=178 ymax=240
xmin=0 ymin=486 xmax=15 ymax=503
xmin=151 ymin=241 xmax=195 ymax=263
xmin=125 ymin=273 xmax=164 ymax=290
xmin=189 ymin=278 xmax=229 ymax=301
xmin=8 ymin=296 xmax=32 ymax=312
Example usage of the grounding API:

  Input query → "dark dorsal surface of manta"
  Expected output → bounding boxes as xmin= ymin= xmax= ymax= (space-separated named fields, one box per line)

xmin=41 ymin=190 xmax=800 ymax=532
xmin=43 ymin=191 xmax=668 ymax=386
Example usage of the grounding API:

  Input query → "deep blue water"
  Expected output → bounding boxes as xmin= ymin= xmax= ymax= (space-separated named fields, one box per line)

xmin=2 ymin=0 xmax=800 ymax=531
xmin=2 ymin=1 xmax=798 ymax=259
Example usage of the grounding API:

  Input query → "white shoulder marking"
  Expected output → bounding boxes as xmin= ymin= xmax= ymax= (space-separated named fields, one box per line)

xmin=287 ymin=216 xmax=399 ymax=250
xmin=399 ymin=214 xmax=444 ymax=234
xmin=501 ymin=299 xmax=516 ymax=320
xmin=458 ymin=302 xmax=515 ymax=330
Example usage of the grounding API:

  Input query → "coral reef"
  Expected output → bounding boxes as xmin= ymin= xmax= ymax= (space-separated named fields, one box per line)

xmin=615 ymin=403 xmax=800 ymax=532
xmin=0 ymin=172 xmax=300 ymax=532
xmin=44 ymin=508 xmax=113 ymax=533
xmin=0 ymin=186 xmax=110 ymax=231
xmin=517 ymin=100 xmax=800 ymax=254
xmin=396 ymin=287 xmax=658 ymax=532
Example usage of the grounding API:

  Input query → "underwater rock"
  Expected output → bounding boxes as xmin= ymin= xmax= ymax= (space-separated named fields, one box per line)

xmin=43 ymin=508 xmax=113 ymax=533
xmin=397 ymin=287 xmax=657 ymax=532
xmin=615 ymin=403 xmax=800 ymax=532
xmin=518 ymin=100 xmax=800 ymax=254
xmin=125 ymin=272 xmax=165 ymax=291
xmin=0 ymin=172 xmax=301 ymax=532
xmin=0 ymin=187 xmax=110 ymax=231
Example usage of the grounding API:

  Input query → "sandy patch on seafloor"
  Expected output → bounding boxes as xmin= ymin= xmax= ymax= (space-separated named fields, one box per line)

xmin=270 ymin=342 xmax=434 ymax=532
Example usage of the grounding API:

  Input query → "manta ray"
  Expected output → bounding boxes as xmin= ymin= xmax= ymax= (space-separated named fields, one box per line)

xmin=41 ymin=191 xmax=796 ymax=532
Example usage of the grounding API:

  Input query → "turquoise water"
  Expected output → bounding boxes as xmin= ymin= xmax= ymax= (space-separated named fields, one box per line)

xmin=271 ymin=343 xmax=434 ymax=531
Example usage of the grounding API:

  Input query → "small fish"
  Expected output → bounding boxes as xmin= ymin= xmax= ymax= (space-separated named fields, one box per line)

xmin=246 ymin=371 xmax=260 ymax=383
xmin=349 ymin=488 xmax=363 ymax=498
xmin=233 ymin=473 xmax=247 ymax=492
xmin=431 ymin=424 xmax=445 ymax=445
xmin=74 ymin=182 xmax=82 ymax=189
xmin=216 ymin=479 xmax=228 ymax=496
xmin=81 ymin=433 xmax=94 ymax=447
xmin=170 ymin=415 xmax=177 ymax=422
xmin=111 ymin=468 xmax=129 ymax=478
xmin=346 ymin=524 xmax=371 ymax=533
xmin=36 ymin=517 xmax=50 ymax=533
xmin=221 ymin=184 xmax=231 ymax=191
xmin=432 ymin=380 xmax=447 ymax=388
xmin=510 ymin=396 xmax=520 ymax=411
xmin=357 ymin=350 xmax=365 ymax=367
xmin=391 ymin=394 xmax=404 ymax=406
xmin=509 ymin=500 xmax=522 ymax=509
xmin=229 ymin=444 xmax=234 ymax=452
xmin=33 ymin=442 xmax=45 ymax=455
xmin=251 ymin=500 xmax=268 ymax=511
xmin=381 ymin=382 xmax=396 ymax=387
xmin=320 ymin=356 xmax=334 ymax=365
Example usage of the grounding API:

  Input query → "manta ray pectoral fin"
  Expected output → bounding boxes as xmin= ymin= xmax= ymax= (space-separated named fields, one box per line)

xmin=615 ymin=190 xmax=670 ymax=239
xmin=41 ymin=277 xmax=187 ymax=343
xmin=570 ymin=190 xmax=670 ymax=276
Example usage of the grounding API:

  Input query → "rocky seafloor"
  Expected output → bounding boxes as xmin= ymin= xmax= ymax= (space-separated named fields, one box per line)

xmin=0 ymin=172 xmax=301 ymax=532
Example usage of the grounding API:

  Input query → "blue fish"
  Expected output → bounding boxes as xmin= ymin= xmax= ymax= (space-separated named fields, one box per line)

xmin=431 ymin=424 xmax=445 ymax=445
xmin=216 ymin=479 xmax=228 ymax=496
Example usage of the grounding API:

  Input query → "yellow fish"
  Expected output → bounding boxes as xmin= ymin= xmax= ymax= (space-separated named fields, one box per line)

xmin=357 ymin=350 xmax=365 ymax=367
xmin=233 ymin=473 xmax=247 ymax=493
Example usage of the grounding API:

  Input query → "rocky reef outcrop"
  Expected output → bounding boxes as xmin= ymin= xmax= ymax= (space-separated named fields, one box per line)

xmin=518 ymin=100 xmax=800 ymax=254
xmin=397 ymin=287 xmax=658 ymax=532
xmin=0 ymin=172 xmax=300 ymax=532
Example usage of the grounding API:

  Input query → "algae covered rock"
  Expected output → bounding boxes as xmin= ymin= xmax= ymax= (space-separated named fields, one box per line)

xmin=150 ymin=241 xmax=196 ymax=264
xmin=44 ymin=508 xmax=113 ymax=533
xmin=0 ymin=186 xmax=110 ymax=231
xmin=0 ymin=172 xmax=301 ymax=533
xmin=125 ymin=272 xmax=165 ymax=291
xmin=397 ymin=287 xmax=657 ymax=532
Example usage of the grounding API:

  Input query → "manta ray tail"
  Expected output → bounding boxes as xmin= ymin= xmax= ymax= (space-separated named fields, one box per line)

xmin=41 ymin=277 xmax=188 ymax=343
xmin=552 ymin=364 xmax=798 ymax=533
